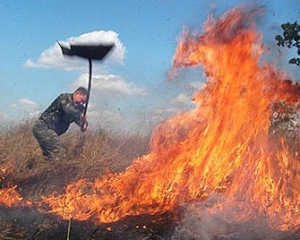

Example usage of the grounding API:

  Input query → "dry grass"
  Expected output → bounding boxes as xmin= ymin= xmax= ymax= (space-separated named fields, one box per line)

xmin=0 ymin=120 xmax=151 ymax=200
xmin=0 ymin=121 xmax=153 ymax=239
xmin=0 ymin=121 xmax=179 ymax=239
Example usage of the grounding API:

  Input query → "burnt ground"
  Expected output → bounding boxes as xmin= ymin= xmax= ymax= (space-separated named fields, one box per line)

xmin=0 ymin=204 xmax=300 ymax=240
xmin=0 ymin=206 xmax=176 ymax=240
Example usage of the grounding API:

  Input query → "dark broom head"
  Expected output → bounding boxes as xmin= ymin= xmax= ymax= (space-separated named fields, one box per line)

xmin=58 ymin=42 xmax=115 ymax=60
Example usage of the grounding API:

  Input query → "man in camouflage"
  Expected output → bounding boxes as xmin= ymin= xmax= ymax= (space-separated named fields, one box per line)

xmin=33 ymin=87 xmax=88 ymax=160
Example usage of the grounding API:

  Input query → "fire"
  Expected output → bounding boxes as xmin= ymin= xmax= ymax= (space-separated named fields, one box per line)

xmin=1 ymin=5 xmax=300 ymax=233
xmin=0 ymin=186 xmax=24 ymax=207
xmin=40 ymin=6 xmax=300 ymax=231
xmin=0 ymin=166 xmax=28 ymax=207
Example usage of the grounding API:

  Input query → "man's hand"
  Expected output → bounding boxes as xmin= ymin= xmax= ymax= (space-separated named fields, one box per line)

xmin=81 ymin=121 xmax=88 ymax=132
xmin=80 ymin=114 xmax=88 ymax=132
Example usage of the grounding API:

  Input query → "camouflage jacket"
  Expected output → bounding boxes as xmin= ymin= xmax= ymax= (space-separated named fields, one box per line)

xmin=40 ymin=93 xmax=85 ymax=135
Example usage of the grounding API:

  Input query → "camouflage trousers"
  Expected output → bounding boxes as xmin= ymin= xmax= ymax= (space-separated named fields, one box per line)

xmin=32 ymin=119 xmax=66 ymax=160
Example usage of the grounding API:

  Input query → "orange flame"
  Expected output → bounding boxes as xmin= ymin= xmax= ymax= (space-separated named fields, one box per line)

xmin=0 ymin=186 xmax=24 ymax=207
xmin=2 ymin=5 xmax=300 ymax=232
xmin=40 ymin=6 xmax=300 ymax=231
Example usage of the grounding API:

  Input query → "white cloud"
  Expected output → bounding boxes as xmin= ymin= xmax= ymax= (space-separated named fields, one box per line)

xmin=71 ymin=73 xmax=147 ymax=97
xmin=82 ymin=102 xmax=125 ymax=130
xmin=25 ymin=30 xmax=125 ymax=71
xmin=145 ymin=91 xmax=196 ymax=127
xmin=90 ymin=109 xmax=122 ymax=125
xmin=187 ymin=81 xmax=205 ymax=92
xmin=170 ymin=93 xmax=192 ymax=106
xmin=11 ymin=98 xmax=40 ymax=111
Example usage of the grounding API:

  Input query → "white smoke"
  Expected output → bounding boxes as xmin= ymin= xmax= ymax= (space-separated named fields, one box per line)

xmin=171 ymin=195 xmax=294 ymax=240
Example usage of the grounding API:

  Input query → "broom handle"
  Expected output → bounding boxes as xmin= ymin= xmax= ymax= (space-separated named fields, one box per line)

xmin=81 ymin=58 xmax=92 ymax=131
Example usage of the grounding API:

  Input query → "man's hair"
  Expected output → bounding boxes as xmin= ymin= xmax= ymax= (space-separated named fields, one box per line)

xmin=74 ymin=86 xmax=88 ymax=95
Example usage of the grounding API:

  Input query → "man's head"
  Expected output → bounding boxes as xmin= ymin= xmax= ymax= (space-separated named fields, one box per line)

xmin=73 ymin=87 xmax=88 ymax=106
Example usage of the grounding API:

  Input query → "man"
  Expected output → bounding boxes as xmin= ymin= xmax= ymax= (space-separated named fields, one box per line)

xmin=33 ymin=87 xmax=88 ymax=160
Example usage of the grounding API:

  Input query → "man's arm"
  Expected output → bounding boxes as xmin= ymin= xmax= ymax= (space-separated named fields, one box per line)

xmin=74 ymin=112 xmax=88 ymax=132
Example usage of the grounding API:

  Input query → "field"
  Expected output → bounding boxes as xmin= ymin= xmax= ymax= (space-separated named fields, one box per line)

xmin=0 ymin=121 xmax=153 ymax=239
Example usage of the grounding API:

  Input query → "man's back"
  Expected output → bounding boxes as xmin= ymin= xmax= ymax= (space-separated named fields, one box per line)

xmin=40 ymin=93 xmax=84 ymax=135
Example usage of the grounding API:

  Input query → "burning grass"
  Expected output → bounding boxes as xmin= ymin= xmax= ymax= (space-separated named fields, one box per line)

xmin=2 ymin=4 xmax=300 ymax=240
xmin=0 ymin=120 xmax=152 ymax=239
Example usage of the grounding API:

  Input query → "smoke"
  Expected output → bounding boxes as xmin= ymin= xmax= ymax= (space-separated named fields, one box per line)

xmin=171 ymin=204 xmax=228 ymax=240
xmin=171 ymin=195 xmax=295 ymax=240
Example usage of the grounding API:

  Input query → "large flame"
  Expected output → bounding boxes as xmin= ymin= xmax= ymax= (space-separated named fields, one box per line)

xmin=2 ymin=5 xmax=300 ymax=232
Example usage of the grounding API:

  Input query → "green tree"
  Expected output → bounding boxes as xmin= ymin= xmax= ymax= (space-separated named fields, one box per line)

xmin=275 ymin=21 xmax=300 ymax=66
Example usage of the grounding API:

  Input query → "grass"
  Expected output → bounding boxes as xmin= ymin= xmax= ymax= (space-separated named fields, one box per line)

xmin=0 ymin=120 xmax=151 ymax=195
xmin=0 ymin=120 xmax=152 ymax=239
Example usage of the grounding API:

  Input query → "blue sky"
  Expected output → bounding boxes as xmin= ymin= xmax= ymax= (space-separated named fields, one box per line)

xmin=0 ymin=0 xmax=299 ymax=132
